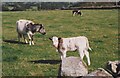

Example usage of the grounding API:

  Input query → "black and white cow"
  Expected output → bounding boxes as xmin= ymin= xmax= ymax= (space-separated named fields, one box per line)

xmin=16 ymin=19 xmax=46 ymax=45
xmin=72 ymin=10 xmax=82 ymax=16
xmin=107 ymin=61 xmax=120 ymax=77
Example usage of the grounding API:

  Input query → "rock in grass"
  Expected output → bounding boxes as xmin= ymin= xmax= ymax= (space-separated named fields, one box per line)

xmin=82 ymin=68 xmax=113 ymax=78
xmin=60 ymin=56 xmax=88 ymax=77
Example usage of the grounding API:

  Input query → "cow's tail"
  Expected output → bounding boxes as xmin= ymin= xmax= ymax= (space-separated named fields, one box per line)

xmin=16 ymin=21 xmax=22 ymax=38
xmin=16 ymin=21 xmax=18 ymax=31
xmin=85 ymin=37 xmax=92 ymax=51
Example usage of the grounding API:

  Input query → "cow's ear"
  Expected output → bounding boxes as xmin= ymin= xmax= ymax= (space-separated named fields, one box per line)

xmin=27 ymin=23 xmax=33 ymax=28
xmin=58 ymin=37 xmax=61 ymax=40
xmin=40 ymin=24 xmax=43 ymax=28
xmin=39 ymin=24 xmax=43 ymax=26
xmin=58 ymin=37 xmax=63 ymax=43
xmin=26 ymin=23 xmax=33 ymax=31
xmin=49 ymin=38 xmax=52 ymax=41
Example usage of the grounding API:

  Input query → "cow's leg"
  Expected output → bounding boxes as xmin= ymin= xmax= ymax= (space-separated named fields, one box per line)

xmin=78 ymin=12 xmax=80 ymax=16
xmin=60 ymin=55 xmax=63 ymax=60
xmin=79 ymin=12 xmax=82 ymax=16
xmin=63 ymin=51 xmax=67 ymax=58
xmin=78 ymin=49 xmax=85 ymax=60
xmin=31 ymin=35 xmax=34 ymax=45
xmin=73 ymin=12 xmax=76 ymax=16
xmin=18 ymin=33 xmax=22 ymax=42
xmin=18 ymin=33 xmax=20 ymax=42
xmin=27 ymin=33 xmax=32 ymax=45
xmin=84 ymin=50 xmax=90 ymax=65
xmin=23 ymin=35 xmax=28 ymax=44
xmin=81 ymin=12 xmax=83 ymax=16
xmin=60 ymin=51 xmax=66 ymax=60
xmin=80 ymin=12 xmax=82 ymax=16
xmin=60 ymin=52 xmax=63 ymax=60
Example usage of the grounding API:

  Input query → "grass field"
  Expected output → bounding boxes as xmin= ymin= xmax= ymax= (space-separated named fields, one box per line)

xmin=2 ymin=9 xmax=119 ymax=76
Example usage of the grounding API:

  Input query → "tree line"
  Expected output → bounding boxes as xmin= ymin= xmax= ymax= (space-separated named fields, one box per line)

xmin=2 ymin=2 xmax=120 ymax=11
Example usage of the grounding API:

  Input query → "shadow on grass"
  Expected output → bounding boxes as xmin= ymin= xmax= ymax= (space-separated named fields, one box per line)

xmin=3 ymin=56 xmax=18 ymax=62
xmin=29 ymin=60 xmax=61 ymax=64
xmin=3 ymin=39 xmax=26 ymax=44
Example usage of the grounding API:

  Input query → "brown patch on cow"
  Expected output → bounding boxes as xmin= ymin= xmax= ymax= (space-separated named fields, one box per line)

xmin=58 ymin=37 xmax=63 ymax=43
xmin=49 ymin=38 xmax=52 ymax=41
xmin=62 ymin=47 xmax=65 ymax=50
xmin=26 ymin=23 xmax=33 ymax=30
xmin=58 ymin=38 xmax=65 ymax=51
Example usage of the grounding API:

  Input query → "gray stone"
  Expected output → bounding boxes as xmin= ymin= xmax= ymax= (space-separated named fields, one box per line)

xmin=82 ymin=68 xmax=113 ymax=78
xmin=60 ymin=56 xmax=88 ymax=77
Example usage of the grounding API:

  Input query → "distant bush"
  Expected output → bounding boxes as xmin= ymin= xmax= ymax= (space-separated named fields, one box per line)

xmin=2 ymin=2 xmax=119 ymax=11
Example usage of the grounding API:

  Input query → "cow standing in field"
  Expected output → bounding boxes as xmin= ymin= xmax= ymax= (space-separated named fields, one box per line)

xmin=72 ymin=10 xmax=82 ymax=16
xmin=16 ymin=19 xmax=46 ymax=45
xmin=49 ymin=36 xmax=92 ymax=65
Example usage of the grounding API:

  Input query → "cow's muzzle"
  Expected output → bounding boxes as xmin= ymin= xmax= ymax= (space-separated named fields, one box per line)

xmin=42 ymin=32 xmax=46 ymax=35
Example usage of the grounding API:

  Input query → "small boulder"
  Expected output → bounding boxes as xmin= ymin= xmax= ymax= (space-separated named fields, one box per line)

xmin=83 ymin=68 xmax=113 ymax=78
xmin=60 ymin=56 xmax=88 ymax=77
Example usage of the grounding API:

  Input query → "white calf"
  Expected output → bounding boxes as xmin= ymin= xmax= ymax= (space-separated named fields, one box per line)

xmin=49 ymin=36 xmax=92 ymax=65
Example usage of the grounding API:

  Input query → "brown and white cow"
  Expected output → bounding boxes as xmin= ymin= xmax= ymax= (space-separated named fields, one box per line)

xmin=49 ymin=36 xmax=92 ymax=65
xmin=16 ymin=19 xmax=46 ymax=45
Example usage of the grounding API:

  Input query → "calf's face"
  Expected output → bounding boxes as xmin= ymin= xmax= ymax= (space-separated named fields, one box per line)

xmin=49 ymin=36 xmax=59 ymax=48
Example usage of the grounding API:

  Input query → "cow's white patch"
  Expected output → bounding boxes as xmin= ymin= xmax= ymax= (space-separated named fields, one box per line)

xmin=50 ymin=36 xmax=91 ymax=66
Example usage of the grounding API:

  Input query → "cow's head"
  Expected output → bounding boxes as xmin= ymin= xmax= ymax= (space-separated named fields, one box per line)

xmin=49 ymin=36 xmax=58 ymax=48
xmin=49 ymin=36 xmax=63 ymax=49
xmin=34 ymin=24 xmax=46 ymax=35
xmin=26 ymin=23 xmax=46 ymax=35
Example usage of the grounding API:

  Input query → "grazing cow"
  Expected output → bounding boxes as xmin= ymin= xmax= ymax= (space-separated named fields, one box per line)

xmin=49 ymin=36 xmax=92 ymax=65
xmin=72 ymin=10 xmax=82 ymax=16
xmin=16 ymin=19 xmax=46 ymax=45
xmin=107 ymin=61 xmax=120 ymax=77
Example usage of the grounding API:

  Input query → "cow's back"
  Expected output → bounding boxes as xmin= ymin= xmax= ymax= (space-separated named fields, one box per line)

xmin=75 ymin=36 xmax=87 ymax=47
xmin=16 ymin=19 xmax=34 ymax=34
xmin=64 ymin=36 xmax=87 ymax=50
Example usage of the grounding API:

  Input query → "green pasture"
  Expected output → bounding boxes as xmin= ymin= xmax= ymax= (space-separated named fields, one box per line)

xmin=2 ymin=9 xmax=119 ymax=76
